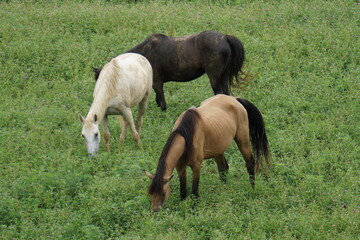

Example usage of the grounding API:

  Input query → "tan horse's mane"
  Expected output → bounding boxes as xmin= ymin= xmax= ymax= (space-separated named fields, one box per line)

xmin=148 ymin=109 xmax=200 ymax=195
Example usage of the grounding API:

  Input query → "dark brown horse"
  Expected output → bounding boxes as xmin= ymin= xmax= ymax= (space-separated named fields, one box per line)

xmin=144 ymin=95 xmax=270 ymax=212
xmin=94 ymin=31 xmax=249 ymax=111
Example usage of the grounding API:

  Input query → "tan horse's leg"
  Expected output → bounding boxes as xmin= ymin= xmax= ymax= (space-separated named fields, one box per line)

xmin=103 ymin=115 xmax=110 ymax=152
xmin=214 ymin=154 xmax=229 ymax=182
xmin=122 ymin=107 xmax=142 ymax=148
xmin=190 ymin=162 xmax=202 ymax=197
xmin=176 ymin=165 xmax=187 ymax=200
xmin=235 ymin=131 xmax=255 ymax=188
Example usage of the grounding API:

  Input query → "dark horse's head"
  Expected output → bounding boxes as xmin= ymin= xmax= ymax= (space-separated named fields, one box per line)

xmin=92 ymin=67 xmax=102 ymax=81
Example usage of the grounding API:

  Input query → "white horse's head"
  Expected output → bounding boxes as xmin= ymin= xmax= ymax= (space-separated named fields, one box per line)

xmin=79 ymin=114 xmax=100 ymax=156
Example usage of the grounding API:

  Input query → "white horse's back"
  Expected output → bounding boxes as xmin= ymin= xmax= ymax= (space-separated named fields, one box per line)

xmin=95 ymin=53 xmax=153 ymax=108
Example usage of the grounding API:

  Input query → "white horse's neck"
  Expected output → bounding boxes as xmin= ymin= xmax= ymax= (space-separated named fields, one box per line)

xmin=86 ymin=60 xmax=120 ymax=123
xmin=86 ymin=84 xmax=113 ymax=123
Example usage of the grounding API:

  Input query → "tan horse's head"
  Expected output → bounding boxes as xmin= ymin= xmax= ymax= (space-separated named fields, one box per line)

xmin=144 ymin=171 xmax=173 ymax=212
xmin=79 ymin=114 xmax=100 ymax=156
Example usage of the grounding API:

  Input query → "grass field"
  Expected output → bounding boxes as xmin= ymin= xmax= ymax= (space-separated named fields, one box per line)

xmin=0 ymin=0 xmax=359 ymax=239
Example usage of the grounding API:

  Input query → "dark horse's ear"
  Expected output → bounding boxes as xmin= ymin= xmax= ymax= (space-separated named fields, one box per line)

xmin=79 ymin=114 xmax=85 ymax=123
xmin=92 ymin=67 xmax=102 ymax=81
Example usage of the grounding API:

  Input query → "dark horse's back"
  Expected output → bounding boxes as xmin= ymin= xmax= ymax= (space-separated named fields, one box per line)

xmin=127 ymin=30 xmax=246 ymax=86
xmin=95 ymin=30 xmax=248 ymax=111
xmin=128 ymin=33 xmax=205 ymax=83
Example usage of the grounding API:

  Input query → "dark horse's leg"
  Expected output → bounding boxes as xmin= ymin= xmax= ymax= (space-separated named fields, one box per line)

xmin=198 ymin=32 xmax=245 ymax=96
xmin=214 ymin=154 xmax=229 ymax=182
xmin=208 ymin=72 xmax=230 ymax=95
xmin=153 ymin=80 xmax=167 ymax=111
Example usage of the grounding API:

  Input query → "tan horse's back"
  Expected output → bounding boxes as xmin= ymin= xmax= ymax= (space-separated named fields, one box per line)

xmin=195 ymin=94 xmax=249 ymax=159
xmin=145 ymin=94 xmax=269 ymax=211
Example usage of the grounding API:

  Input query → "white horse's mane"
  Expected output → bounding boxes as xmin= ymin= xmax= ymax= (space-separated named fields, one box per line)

xmin=87 ymin=58 xmax=121 ymax=122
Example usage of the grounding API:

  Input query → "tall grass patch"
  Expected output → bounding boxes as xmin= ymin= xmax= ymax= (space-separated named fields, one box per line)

xmin=0 ymin=0 xmax=359 ymax=239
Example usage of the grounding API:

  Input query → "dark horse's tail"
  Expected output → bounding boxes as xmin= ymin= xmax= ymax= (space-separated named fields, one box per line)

xmin=236 ymin=98 xmax=270 ymax=173
xmin=225 ymin=35 xmax=251 ymax=90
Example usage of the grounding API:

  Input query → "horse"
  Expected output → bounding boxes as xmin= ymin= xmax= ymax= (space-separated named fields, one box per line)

xmin=94 ymin=30 xmax=250 ymax=111
xmin=79 ymin=53 xmax=153 ymax=156
xmin=144 ymin=94 xmax=270 ymax=212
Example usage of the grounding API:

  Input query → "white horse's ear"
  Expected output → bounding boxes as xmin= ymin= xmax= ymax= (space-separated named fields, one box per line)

xmin=94 ymin=114 xmax=98 ymax=123
xmin=79 ymin=114 xmax=85 ymax=123
xmin=144 ymin=170 xmax=154 ymax=179
xmin=164 ymin=174 xmax=174 ymax=183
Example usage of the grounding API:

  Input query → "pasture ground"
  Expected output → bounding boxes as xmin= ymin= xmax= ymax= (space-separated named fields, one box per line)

xmin=0 ymin=0 xmax=359 ymax=239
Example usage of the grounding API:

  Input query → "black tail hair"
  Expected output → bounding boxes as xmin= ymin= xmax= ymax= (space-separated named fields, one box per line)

xmin=225 ymin=35 xmax=252 ymax=90
xmin=149 ymin=109 xmax=200 ymax=195
xmin=236 ymin=98 xmax=270 ymax=172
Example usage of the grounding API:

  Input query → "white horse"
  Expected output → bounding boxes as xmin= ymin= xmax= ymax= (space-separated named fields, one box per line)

xmin=79 ymin=53 xmax=153 ymax=156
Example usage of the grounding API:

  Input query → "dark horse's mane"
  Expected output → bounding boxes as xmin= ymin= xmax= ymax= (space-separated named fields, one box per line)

xmin=127 ymin=34 xmax=168 ymax=54
xmin=148 ymin=109 xmax=200 ymax=195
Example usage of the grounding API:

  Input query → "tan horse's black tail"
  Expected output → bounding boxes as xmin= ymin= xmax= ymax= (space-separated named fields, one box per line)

xmin=236 ymin=98 xmax=270 ymax=173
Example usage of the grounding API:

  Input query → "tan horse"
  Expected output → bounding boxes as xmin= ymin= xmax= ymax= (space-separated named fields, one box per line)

xmin=145 ymin=94 xmax=270 ymax=212
xmin=79 ymin=53 xmax=152 ymax=156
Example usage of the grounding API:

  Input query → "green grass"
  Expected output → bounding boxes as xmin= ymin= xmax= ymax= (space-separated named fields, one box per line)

xmin=0 ymin=0 xmax=359 ymax=239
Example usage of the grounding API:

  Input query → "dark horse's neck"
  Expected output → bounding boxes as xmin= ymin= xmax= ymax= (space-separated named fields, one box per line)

xmin=126 ymin=34 xmax=168 ymax=56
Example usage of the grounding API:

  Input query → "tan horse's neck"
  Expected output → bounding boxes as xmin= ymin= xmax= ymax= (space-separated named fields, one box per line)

xmin=162 ymin=134 xmax=186 ymax=179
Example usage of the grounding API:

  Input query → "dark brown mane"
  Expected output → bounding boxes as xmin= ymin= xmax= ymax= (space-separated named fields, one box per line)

xmin=148 ymin=109 xmax=200 ymax=195
xmin=127 ymin=33 xmax=168 ymax=55
xmin=93 ymin=34 xmax=168 ymax=82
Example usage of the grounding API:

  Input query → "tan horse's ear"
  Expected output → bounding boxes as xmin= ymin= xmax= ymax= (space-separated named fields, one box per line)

xmin=144 ymin=170 xmax=154 ymax=179
xmin=79 ymin=114 xmax=85 ymax=123
xmin=164 ymin=174 xmax=174 ymax=183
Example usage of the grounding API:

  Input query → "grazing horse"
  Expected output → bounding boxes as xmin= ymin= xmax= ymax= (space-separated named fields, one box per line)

xmin=79 ymin=53 xmax=152 ymax=156
xmin=94 ymin=30 xmax=249 ymax=111
xmin=144 ymin=94 xmax=270 ymax=212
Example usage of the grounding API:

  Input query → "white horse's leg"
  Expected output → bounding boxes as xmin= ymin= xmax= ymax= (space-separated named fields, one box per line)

xmin=135 ymin=96 xmax=149 ymax=134
xmin=122 ymin=107 xmax=142 ymax=148
xmin=103 ymin=115 xmax=110 ymax=152
xmin=118 ymin=116 xmax=128 ymax=141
